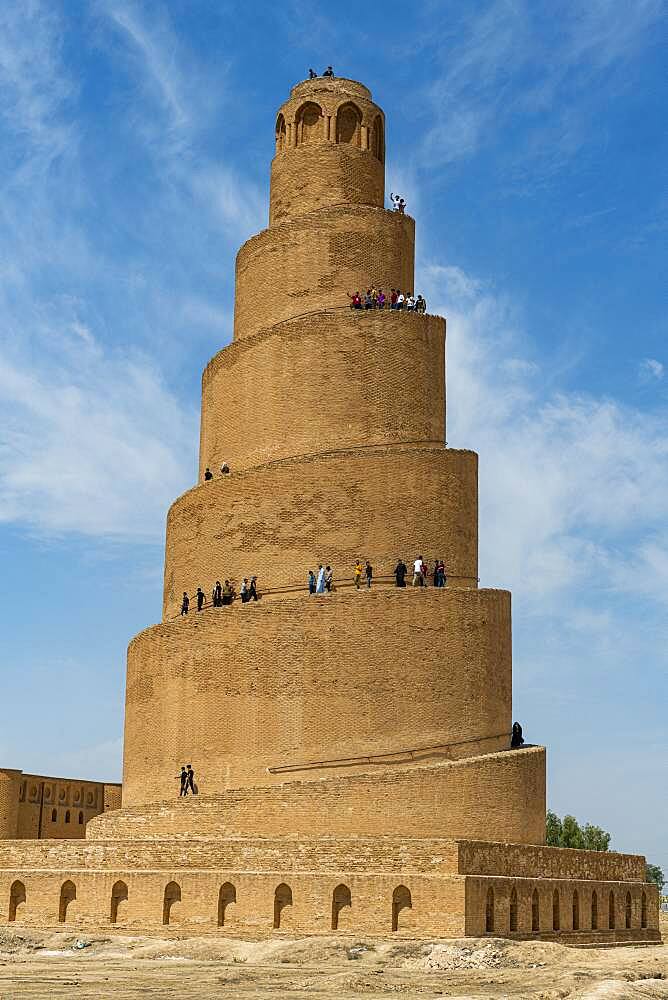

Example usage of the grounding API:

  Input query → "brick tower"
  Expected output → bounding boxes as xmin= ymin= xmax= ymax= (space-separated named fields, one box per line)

xmin=122 ymin=73 xmax=542 ymax=833
xmin=0 ymin=77 xmax=659 ymax=941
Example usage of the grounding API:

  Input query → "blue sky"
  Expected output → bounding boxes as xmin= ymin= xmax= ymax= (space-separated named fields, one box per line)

xmin=0 ymin=1 xmax=665 ymax=872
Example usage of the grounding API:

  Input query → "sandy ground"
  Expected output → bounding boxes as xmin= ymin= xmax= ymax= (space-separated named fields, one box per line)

xmin=0 ymin=916 xmax=664 ymax=1000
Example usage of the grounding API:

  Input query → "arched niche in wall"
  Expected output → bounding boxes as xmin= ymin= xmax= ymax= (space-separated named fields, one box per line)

xmin=336 ymin=102 xmax=362 ymax=147
xmin=372 ymin=114 xmax=384 ymax=161
xmin=275 ymin=113 xmax=286 ymax=154
xmin=295 ymin=102 xmax=322 ymax=145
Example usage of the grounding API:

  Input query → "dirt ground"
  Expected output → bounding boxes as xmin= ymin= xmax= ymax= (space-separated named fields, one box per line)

xmin=0 ymin=915 xmax=665 ymax=1000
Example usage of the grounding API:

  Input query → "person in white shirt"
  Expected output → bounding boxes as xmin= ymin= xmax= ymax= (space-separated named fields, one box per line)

xmin=397 ymin=292 xmax=405 ymax=310
xmin=412 ymin=555 xmax=424 ymax=587
xmin=406 ymin=295 xmax=416 ymax=311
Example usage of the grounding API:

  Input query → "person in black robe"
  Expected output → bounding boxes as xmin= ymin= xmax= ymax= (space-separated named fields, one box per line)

xmin=395 ymin=559 xmax=407 ymax=587
xmin=213 ymin=581 xmax=222 ymax=607
xmin=180 ymin=592 xmax=189 ymax=615
xmin=511 ymin=722 xmax=525 ymax=748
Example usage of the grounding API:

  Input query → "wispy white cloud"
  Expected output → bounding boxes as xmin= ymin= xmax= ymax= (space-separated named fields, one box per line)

xmin=0 ymin=2 xmax=73 ymax=157
xmin=639 ymin=357 xmax=664 ymax=382
xmin=0 ymin=332 xmax=196 ymax=540
xmin=98 ymin=1 xmax=265 ymax=244
xmin=419 ymin=0 xmax=664 ymax=175
xmin=105 ymin=2 xmax=191 ymax=132
xmin=422 ymin=261 xmax=668 ymax=605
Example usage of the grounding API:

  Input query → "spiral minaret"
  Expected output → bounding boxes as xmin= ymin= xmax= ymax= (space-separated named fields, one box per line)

xmin=0 ymin=77 xmax=659 ymax=945
xmin=118 ymin=76 xmax=545 ymax=844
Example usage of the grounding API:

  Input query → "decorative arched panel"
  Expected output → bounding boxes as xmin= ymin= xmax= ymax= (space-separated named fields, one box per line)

xmin=163 ymin=881 xmax=181 ymax=926
xmin=591 ymin=890 xmax=598 ymax=930
xmin=218 ymin=882 xmax=237 ymax=927
xmin=372 ymin=115 xmax=384 ymax=161
xmin=509 ymin=886 xmax=518 ymax=932
xmin=110 ymin=880 xmax=128 ymax=924
xmin=296 ymin=102 xmax=322 ymax=145
xmin=275 ymin=114 xmax=286 ymax=154
xmin=59 ymin=880 xmax=76 ymax=923
xmin=552 ymin=889 xmax=560 ymax=931
xmin=485 ymin=887 xmax=495 ymax=933
xmin=331 ymin=883 xmax=351 ymax=931
xmin=9 ymin=880 xmax=26 ymax=922
xmin=391 ymin=884 xmax=412 ymax=932
xmin=531 ymin=888 xmax=540 ymax=932
xmin=336 ymin=102 xmax=362 ymax=147
xmin=273 ymin=882 xmax=292 ymax=929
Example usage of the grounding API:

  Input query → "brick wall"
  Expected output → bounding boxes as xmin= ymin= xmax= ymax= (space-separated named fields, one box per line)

xmin=234 ymin=205 xmax=415 ymax=342
xmin=464 ymin=876 xmax=659 ymax=940
xmin=164 ymin=447 xmax=477 ymax=616
xmin=0 ymin=771 xmax=121 ymax=840
xmin=0 ymin=833 xmax=657 ymax=939
xmin=457 ymin=840 xmax=647 ymax=882
xmin=270 ymin=143 xmax=385 ymax=224
xmin=125 ymin=588 xmax=511 ymax=805
xmin=200 ymin=311 xmax=446 ymax=476
xmin=108 ymin=748 xmax=544 ymax=843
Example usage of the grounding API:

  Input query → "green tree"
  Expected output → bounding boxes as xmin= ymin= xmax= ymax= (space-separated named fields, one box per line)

xmin=546 ymin=810 xmax=562 ymax=847
xmin=646 ymin=864 xmax=665 ymax=893
xmin=546 ymin=811 xmax=612 ymax=851
xmin=561 ymin=814 xmax=584 ymax=849
xmin=581 ymin=823 xmax=611 ymax=852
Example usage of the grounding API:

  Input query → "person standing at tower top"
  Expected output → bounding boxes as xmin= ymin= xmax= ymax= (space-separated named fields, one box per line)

xmin=308 ymin=68 xmax=317 ymax=79
xmin=322 ymin=65 xmax=334 ymax=77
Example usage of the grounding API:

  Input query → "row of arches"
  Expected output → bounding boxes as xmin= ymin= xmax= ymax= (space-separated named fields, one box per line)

xmin=485 ymin=886 xmax=649 ymax=934
xmin=49 ymin=809 xmax=84 ymax=825
xmin=276 ymin=102 xmax=384 ymax=160
xmin=7 ymin=879 xmax=412 ymax=930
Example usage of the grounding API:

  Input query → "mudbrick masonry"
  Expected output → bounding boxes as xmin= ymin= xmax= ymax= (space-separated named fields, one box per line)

xmin=0 ymin=76 xmax=659 ymax=942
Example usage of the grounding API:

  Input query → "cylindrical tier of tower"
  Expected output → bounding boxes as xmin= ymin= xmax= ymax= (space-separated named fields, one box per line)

xmin=234 ymin=206 xmax=414 ymax=341
xmin=163 ymin=446 xmax=477 ymax=619
xmin=271 ymin=77 xmax=385 ymax=225
xmin=123 ymin=587 xmax=511 ymax=807
xmin=200 ymin=311 xmax=445 ymax=476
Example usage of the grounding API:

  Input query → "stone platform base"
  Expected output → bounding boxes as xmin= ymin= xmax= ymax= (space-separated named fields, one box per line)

xmin=0 ymin=832 xmax=659 ymax=942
